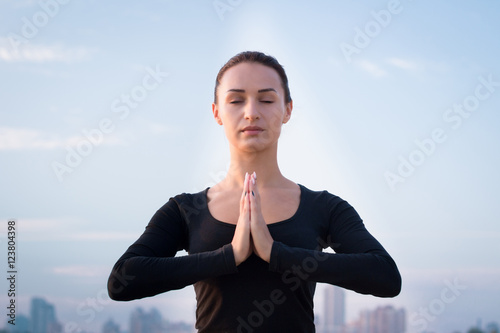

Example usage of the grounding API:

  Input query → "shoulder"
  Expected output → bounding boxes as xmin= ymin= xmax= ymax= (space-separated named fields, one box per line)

xmin=298 ymin=184 xmax=359 ymax=218
xmin=169 ymin=188 xmax=208 ymax=205
xmin=158 ymin=188 xmax=209 ymax=221
xmin=299 ymin=184 xmax=345 ymax=206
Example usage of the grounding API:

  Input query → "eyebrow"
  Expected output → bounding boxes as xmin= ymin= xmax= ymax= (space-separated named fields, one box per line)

xmin=226 ymin=88 xmax=278 ymax=93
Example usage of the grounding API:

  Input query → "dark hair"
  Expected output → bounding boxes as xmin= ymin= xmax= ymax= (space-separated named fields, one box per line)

xmin=213 ymin=51 xmax=292 ymax=105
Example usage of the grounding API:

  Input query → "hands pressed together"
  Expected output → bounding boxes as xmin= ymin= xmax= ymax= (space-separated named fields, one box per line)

xmin=231 ymin=172 xmax=274 ymax=266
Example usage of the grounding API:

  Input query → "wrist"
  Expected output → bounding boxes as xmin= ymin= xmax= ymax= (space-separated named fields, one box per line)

xmin=263 ymin=239 xmax=274 ymax=263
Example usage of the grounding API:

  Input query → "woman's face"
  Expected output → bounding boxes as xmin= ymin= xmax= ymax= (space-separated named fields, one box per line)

xmin=212 ymin=62 xmax=293 ymax=153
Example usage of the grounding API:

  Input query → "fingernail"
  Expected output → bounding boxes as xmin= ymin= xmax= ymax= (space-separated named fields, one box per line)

xmin=253 ymin=171 xmax=257 ymax=179
xmin=252 ymin=177 xmax=255 ymax=185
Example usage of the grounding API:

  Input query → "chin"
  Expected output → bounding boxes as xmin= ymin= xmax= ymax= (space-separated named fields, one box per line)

xmin=241 ymin=140 xmax=279 ymax=153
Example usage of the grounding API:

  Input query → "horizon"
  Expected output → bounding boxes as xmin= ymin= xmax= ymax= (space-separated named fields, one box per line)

xmin=4 ymin=294 xmax=496 ymax=333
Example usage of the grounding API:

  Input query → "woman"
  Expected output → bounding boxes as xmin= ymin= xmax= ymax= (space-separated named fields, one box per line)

xmin=107 ymin=51 xmax=401 ymax=332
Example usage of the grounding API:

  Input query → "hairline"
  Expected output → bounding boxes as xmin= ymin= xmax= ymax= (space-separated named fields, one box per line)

xmin=215 ymin=60 xmax=290 ymax=105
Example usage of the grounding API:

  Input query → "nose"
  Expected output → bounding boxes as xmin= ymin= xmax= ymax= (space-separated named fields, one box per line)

xmin=244 ymin=99 xmax=260 ymax=120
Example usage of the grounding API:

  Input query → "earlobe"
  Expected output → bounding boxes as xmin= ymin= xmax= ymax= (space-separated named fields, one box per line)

xmin=283 ymin=100 xmax=293 ymax=124
xmin=212 ymin=103 xmax=223 ymax=125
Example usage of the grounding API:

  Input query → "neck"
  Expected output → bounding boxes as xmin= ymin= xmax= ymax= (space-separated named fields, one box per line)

xmin=223 ymin=144 xmax=285 ymax=189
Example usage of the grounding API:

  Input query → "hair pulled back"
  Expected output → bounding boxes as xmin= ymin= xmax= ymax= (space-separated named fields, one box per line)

xmin=214 ymin=51 xmax=292 ymax=105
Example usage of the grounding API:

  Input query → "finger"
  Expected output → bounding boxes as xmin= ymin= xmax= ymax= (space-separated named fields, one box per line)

xmin=248 ymin=171 xmax=255 ymax=219
xmin=244 ymin=172 xmax=249 ymax=195
xmin=240 ymin=172 xmax=249 ymax=212
xmin=247 ymin=172 xmax=252 ymax=197
xmin=249 ymin=172 xmax=260 ymax=202
xmin=250 ymin=172 xmax=258 ymax=198
xmin=249 ymin=174 xmax=259 ymax=222
xmin=248 ymin=173 xmax=257 ymax=217
xmin=245 ymin=173 xmax=253 ymax=219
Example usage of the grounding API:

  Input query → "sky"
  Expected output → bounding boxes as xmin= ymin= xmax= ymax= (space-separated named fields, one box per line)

xmin=0 ymin=0 xmax=499 ymax=332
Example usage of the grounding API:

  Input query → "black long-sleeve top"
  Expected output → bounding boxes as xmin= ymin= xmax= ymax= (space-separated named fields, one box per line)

xmin=108 ymin=184 xmax=401 ymax=332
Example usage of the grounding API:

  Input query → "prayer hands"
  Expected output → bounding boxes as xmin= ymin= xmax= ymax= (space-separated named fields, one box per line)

xmin=231 ymin=172 xmax=274 ymax=266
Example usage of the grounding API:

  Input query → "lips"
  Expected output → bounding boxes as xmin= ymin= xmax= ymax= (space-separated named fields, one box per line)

xmin=242 ymin=126 xmax=264 ymax=135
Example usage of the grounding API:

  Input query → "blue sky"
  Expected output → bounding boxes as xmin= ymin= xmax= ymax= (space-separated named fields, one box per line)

xmin=1 ymin=1 xmax=499 ymax=332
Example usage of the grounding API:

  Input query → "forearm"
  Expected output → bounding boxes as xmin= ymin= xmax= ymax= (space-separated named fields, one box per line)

xmin=269 ymin=241 xmax=401 ymax=297
xmin=108 ymin=244 xmax=237 ymax=301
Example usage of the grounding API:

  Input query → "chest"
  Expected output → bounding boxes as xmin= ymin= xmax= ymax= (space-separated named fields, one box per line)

xmin=185 ymin=195 xmax=327 ymax=254
xmin=206 ymin=189 xmax=301 ymax=225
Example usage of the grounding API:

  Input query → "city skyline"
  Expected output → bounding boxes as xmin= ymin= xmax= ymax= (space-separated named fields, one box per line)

xmin=2 ymin=296 xmax=194 ymax=333
xmin=3 ymin=296 xmax=497 ymax=333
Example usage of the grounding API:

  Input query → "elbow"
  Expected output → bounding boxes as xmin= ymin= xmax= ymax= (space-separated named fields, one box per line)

xmin=379 ymin=266 xmax=402 ymax=298
xmin=107 ymin=263 xmax=138 ymax=301
xmin=107 ymin=274 xmax=129 ymax=301
xmin=107 ymin=278 xmax=126 ymax=301
xmin=385 ymin=271 xmax=402 ymax=297
xmin=370 ymin=255 xmax=402 ymax=298
xmin=382 ymin=253 xmax=402 ymax=297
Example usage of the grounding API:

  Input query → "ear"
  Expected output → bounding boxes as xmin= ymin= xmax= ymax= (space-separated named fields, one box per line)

xmin=282 ymin=100 xmax=293 ymax=124
xmin=212 ymin=103 xmax=223 ymax=125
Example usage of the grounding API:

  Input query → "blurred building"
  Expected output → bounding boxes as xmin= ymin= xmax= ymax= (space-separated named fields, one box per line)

xmin=6 ymin=314 xmax=29 ymax=333
xmin=129 ymin=307 xmax=164 ymax=333
xmin=486 ymin=322 xmax=500 ymax=333
xmin=346 ymin=305 xmax=405 ymax=333
xmin=30 ymin=298 xmax=62 ymax=333
xmin=102 ymin=318 xmax=120 ymax=333
xmin=129 ymin=307 xmax=195 ymax=333
xmin=323 ymin=285 xmax=346 ymax=333
xmin=164 ymin=321 xmax=196 ymax=333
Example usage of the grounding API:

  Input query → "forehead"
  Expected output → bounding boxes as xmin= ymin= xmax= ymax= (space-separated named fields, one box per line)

xmin=220 ymin=62 xmax=282 ymax=91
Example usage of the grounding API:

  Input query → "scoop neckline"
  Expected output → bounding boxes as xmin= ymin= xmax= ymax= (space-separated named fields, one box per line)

xmin=203 ymin=183 xmax=305 ymax=227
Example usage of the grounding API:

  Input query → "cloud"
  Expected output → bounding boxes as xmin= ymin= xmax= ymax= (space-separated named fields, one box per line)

xmin=0 ymin=120 xmax=175 ymax=151
xmin=67 ymin=231 xmax=139 ymax=242
xmin=353 ymin=58 xmax=424 ymax=77
xmin=386 ymin=57 xmax=421 ymax=71
xmin=18 ymin=217 xmax=79 ymax=231
xmin=356 ymin=60 xmax=387 ymax=77
xmin=52 ymin=265 xmax=110 ymax=278
xmin=0 ymin=37 xmax=96 ymax=63
xmin=381 ymin=230 xmax=500 ymax=240
xmin=148 ymin=122 xmax=172 ymax=135
xmin=3 ymin=217 xmax=138 ymax=242
xmin=0 ymin=126 xmax=123 ymax=151
xmin=111 ymin=116 xmax=180 ymax=143
xmin=402 ymin=266 xmax=500 ymax=290
xmin=0 ymin=127 xmax=64 ymax=150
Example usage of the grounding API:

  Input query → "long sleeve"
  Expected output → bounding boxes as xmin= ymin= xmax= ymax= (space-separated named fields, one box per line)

xmin=107 ymin=196 xmax=238 ymax=301
xmin=268 ymin=197 xmax=401 ymax=298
